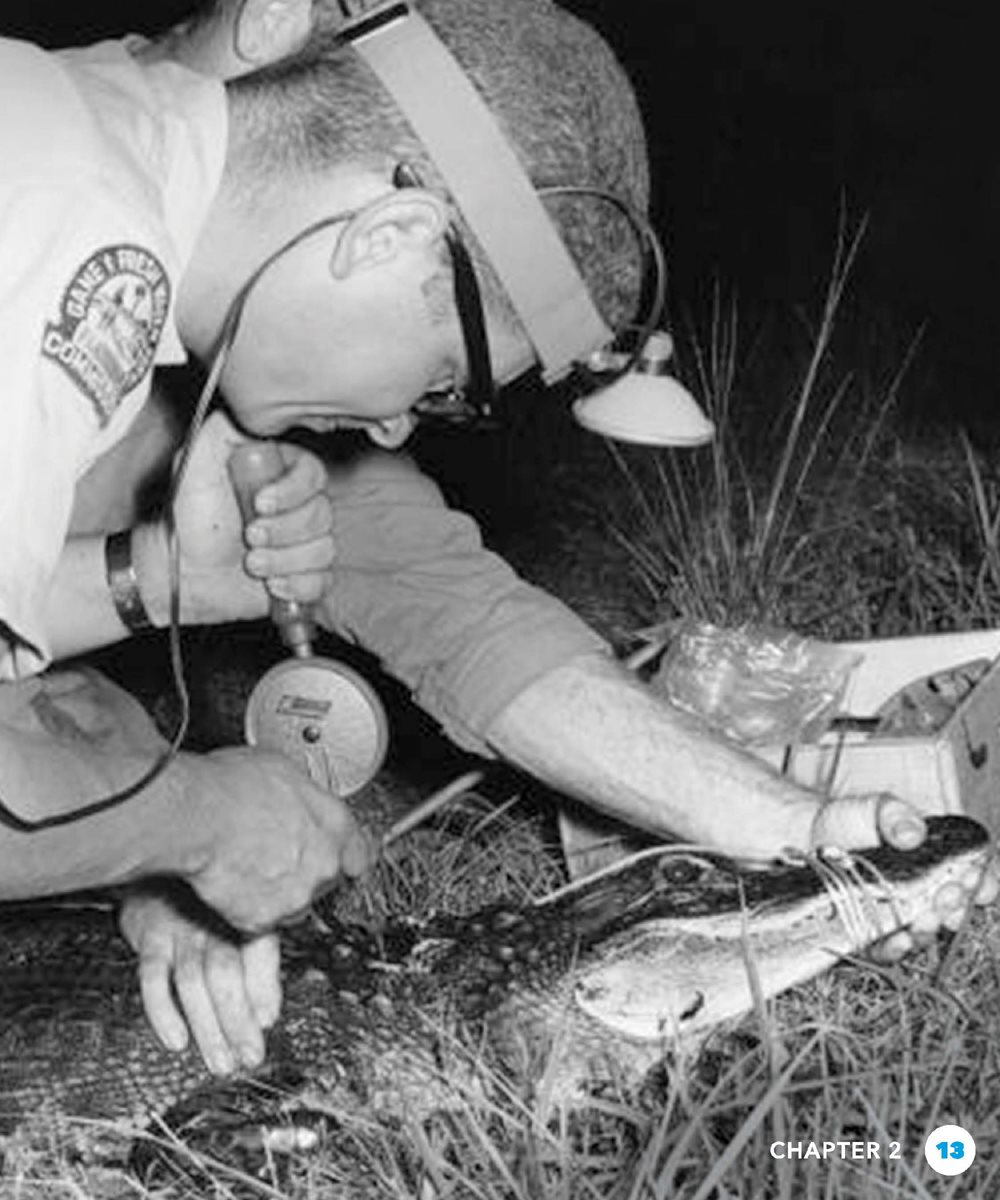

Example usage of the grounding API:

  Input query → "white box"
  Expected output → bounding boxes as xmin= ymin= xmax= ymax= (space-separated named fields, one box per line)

xmin=754 ymin=628 xmax=1000 ymax=836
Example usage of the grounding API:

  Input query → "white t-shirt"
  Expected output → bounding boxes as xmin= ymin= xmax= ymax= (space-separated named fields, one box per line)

xmin=0 ymin=37 xmax=226 ymax=679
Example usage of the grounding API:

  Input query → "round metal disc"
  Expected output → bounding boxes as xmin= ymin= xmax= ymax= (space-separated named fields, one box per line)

xmin=244 ymin=658 xmax=388 ymax=797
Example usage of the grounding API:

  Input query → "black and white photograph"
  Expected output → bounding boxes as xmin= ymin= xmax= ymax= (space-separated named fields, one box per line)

xmin=1 ymin=2 xmax=997 ymax=1196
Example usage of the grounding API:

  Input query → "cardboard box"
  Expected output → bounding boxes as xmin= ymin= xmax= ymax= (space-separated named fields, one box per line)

xmin=753 ymin=628 xmax=1000 ymax=837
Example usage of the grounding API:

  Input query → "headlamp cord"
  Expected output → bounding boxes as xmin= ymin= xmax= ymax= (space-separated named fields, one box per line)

xmin=538 ymin=185 xmax=668 ymax=375
xmin=0 ymin=210 xmax=362 ymax=834
xmin=0 ymin=316 xmax=232 ymax=833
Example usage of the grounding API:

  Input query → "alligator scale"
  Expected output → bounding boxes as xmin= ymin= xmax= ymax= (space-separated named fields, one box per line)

xmin=0 ymin=816 xmax=988 ymax=1158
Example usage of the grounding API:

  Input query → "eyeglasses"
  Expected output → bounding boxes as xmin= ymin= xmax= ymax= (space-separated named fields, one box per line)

xmin=394 ymin=162 xmax=497 ymax=429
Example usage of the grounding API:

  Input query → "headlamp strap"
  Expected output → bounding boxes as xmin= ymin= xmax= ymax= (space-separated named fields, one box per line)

xmin=341 ymin=4 xmax=612 ymax=382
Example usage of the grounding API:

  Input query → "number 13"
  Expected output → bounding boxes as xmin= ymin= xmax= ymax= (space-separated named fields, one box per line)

xmin=936 ymin=1141 xmax=965 ymax=1160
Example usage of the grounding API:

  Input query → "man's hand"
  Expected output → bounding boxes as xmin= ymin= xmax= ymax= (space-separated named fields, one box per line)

xmin=179 ymin=745 xmax=373 ymax=934
xmin=134 ymin=410 xmax=335 ymax=626
xmin=486 ymin=654 xmax=998 ymax=966
xmin=811 ymin=792 xmax=999 ymax=961
xmin=120 ymin=889 xmax=279 ymax=1076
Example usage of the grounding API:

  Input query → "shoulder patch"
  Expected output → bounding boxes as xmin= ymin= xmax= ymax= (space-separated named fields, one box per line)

xmin=41 ymin=244 xmax=171 ymax=426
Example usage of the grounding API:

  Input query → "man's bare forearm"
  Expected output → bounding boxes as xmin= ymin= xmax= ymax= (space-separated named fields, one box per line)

xmin=41 ymin=535 xmax=139 ymax=662
xmin=485 ymin=652 xmax=820 ymax=859
xmin=0 ymin=729 xmax=207 ymax=898
xmin=42 ymin=525 xmax=223 ymax=663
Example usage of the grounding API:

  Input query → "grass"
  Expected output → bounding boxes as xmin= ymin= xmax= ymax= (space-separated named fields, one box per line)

xmin=602 ymin=217 xmax=1000 ymax=646
xmin=7 ymin=218 xmax=1000 ymax=1198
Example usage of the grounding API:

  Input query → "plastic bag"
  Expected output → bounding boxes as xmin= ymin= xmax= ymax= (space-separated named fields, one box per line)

xmin=652 ymin=620 xmax=862 ymax=746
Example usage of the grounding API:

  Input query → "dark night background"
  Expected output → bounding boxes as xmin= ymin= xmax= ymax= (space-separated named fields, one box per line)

xmin=4 ymin=1 xmax=995 ymax=424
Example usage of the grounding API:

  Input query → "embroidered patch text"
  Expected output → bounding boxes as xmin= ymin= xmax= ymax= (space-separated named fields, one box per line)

xmin=42 ymin=244 xmax=170 ymax=425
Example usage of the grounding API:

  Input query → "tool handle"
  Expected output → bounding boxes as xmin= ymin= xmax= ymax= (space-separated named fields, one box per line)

xmin=227 ymin=441 xmax=315 ymax=657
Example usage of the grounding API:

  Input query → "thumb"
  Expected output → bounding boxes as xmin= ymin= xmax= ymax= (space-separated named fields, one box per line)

xmin=243 ymin=932 xmax=283 ymax=1030
xmin=340 ymin=825 xmax=377 ymax=879
xmin=810 ymin=793 xmax=927 ymax=853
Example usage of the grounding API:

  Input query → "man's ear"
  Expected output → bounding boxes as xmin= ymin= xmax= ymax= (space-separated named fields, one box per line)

xmin=330 ymin=190 xmax=451 ymax=281
xmin=235 ymin=0 xmax=313 ymax=66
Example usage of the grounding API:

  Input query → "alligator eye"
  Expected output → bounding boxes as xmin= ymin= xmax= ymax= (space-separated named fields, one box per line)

xmin=655 ymin=855 xmax=721 ymax=889
xmin=656 ymin=859 xmax=702 ymax=887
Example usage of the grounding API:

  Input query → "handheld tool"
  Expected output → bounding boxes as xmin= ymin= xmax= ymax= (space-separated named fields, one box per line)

xmin=228 ymin=442 xmax=388 ymax=797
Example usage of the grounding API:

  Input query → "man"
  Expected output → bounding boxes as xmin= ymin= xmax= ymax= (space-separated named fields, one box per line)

xmin=1 ymin=0 xmax=989 ymax=1079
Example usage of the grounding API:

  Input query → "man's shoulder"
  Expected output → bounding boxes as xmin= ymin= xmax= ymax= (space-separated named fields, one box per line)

xmin=0 ymin=180 xmax=178 ymax=433
xmin=0 ymin=36 xmax=224 ymax=192
xmin=0 ymin=38 xmax=101 ymax=181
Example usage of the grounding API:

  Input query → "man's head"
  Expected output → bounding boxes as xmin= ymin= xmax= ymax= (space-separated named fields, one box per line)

xmin=179 ymin=0 xmax=651 ymax=442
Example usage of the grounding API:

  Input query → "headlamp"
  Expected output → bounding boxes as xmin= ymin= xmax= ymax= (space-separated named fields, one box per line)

xmin=334 ymin=0 xmax=714 ymax=447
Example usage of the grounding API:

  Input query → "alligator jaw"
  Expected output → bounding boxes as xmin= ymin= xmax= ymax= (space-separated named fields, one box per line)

xmin=570 ymin=822 xmax=990 ymax=1042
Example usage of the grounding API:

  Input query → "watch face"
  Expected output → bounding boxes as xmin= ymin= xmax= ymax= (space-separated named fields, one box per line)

xmin=244 ymin=658 xmax=388 ymax=797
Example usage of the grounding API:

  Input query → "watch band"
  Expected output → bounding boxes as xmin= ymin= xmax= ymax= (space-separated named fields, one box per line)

xmin=105 ymin=530 xmax=155 ymax=633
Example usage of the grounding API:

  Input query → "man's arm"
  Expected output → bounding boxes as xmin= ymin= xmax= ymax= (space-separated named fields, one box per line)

xmin=41 ymin=522 xmax=244 ymax=662
xmin=39 ymin=411 xmax=335 ymax=664
xmin=0 ymin=716 xmax=368 ymax=926
xmin=317 ymin=450 xmax=608 ymax=752
xmin=40 ymin=529 xmax=160 ymax=662
xmin=483 ymin=651 xmax=920 ymax=859
xmin=0 ymin=724 xmax=186 ymax=895
xmin=315 ymin=451 xmax=929 ymax=861
xmin=0 ymin=722 xmax=216 ymax=897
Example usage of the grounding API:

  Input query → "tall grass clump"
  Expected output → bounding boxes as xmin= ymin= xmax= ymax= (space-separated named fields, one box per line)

xmin=606 ymin=213 xmax=1000 ymax=641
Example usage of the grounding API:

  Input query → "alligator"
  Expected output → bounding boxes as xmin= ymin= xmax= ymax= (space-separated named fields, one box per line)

xmin=0 ymin=815 xmax=988 ymax=1180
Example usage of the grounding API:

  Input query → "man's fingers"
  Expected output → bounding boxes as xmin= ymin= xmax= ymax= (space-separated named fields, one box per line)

xmin=243 ymin=934 xmax=282 ymax=1031
xmin=137 ymin=950 xmax=190 ymax=1054
xmin=174 ymin=943 xmax=236 ymax=1076
xmin=255 ymin=448 xmax=327 ymax=514
xmin=249 ymin=493 xmax=333 ymax=549
xmin=204 ymin=942 xmax=267 ymax=1070
xmin=869 ymin=928 xmax=914 ymax=964
xmin=262 ymin=570 xmax=331 ymax=605
xmin=311 ymin=799 xmax=374 ymax=879
xmin=874 ymin=796 xmax=926 ymax=850
xmin=811 ymin=794 xmax=927 ymax=853
xmin=340 ymin=826 xmax=376 ymax=879
xmin=244 ymin=539 xmax=334 ymax=580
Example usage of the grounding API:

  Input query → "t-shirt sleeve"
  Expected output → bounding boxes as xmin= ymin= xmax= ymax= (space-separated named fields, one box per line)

xmin=319 ymin=453 xmax=610 ymax=755
xmin=0 ymin=185 xmax=174 ymax=680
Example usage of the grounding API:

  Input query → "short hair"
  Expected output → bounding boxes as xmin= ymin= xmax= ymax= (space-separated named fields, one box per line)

xmin=229 ymin=0 xmax=651 ymax=338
